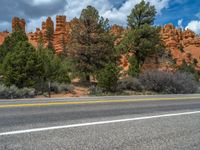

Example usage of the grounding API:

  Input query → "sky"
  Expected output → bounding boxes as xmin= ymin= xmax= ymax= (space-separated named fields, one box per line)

xmin=1 ymin=0 xmax=200 ymax=33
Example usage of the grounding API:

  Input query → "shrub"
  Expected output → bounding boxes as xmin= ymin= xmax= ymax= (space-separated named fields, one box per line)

xmin=19 ymin=87 xmax=35 ymax=98
xmin=0 ymin=84 xmax=9 ymax=98
xmin=0 ymin=84 xmax=35 ymax=99
xmin=139 ymin=70 xmax=198 ymax=94
xmin=50 ymin=82 xmax=74 ymax=94
xmin=97 ymin=63 xmax=121 ymax=92
xmin=89 ymin=85 xmax=103 ymax=95
xmin=117 ymin=77 xmax=143 ymax=91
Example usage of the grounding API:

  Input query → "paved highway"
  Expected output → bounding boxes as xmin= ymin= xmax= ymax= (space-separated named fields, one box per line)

xmin=0 ymin=95 xmax=200 ymax=150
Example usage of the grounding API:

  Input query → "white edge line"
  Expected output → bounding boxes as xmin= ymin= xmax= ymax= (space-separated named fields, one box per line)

xmin=1 ymin=111 xmax=200 ymax=136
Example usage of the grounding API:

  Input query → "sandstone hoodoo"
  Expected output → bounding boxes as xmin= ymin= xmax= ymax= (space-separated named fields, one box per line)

xmin=28 ymin=16 xmax=74 ymax=54
xmin=28 ymin=17 xmax=54 ymax=48
xmin=12 ymin=17 xmax=26 ymax=32
xmin=1 ymin=16 xmax=200 ymax=69
xmin=161 ymin=24 xmax=200 ymax=68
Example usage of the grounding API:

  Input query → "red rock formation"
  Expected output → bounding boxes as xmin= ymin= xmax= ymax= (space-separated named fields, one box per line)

xmin=12 ymin=17 xmax=26 ymax=32
xmin=161 ymin=24 xmax=200 ymax=68
xmin=28 ymin=16 xmax=74 ymax=54
xmin=0 ymin=31 xmax=9 ymax=45
xmin=53 ymin=16 xmax=68 ymax=54
xmin=110 ymin=24 xmax=124 ymax=46
xmin=28 ymin=17 xmax=54 ymax=48
xmin=2 ymin=17 xmax=200 ymax=72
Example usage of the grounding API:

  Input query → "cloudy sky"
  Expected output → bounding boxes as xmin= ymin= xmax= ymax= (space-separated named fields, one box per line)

xmin=1 ymin=0 xmax=200 ymax=33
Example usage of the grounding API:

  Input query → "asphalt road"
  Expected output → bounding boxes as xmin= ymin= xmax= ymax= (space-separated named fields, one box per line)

xmin=0 ymin=95 xmax=200 ymax=150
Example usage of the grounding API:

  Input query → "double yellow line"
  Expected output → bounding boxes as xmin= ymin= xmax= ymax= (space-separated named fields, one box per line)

xmin=0 ymin=96 xmax=200 ymax=108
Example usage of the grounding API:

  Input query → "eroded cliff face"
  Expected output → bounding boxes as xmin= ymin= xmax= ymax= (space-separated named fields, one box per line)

xmin=0 ymin=17 xmax=25 ymax=45
xmin=113 ymin=23 xmax=200 ymax=72
xmin=1 ymin=17 xmax=200 ymax=71
xmin=28 ymin=17 xmax=54 ymax=49
xmin=28 ymin=16 xmax=77 ymax=54
xmin=161 ymin=24 xmax=200 ymax=69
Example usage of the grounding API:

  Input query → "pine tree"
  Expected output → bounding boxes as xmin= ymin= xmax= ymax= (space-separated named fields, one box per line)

xmin=119 ymin=1 xmax=164 ymax=77
xmin=69 ymin=6 xmax=116 ymax=82
xmin=0 ymin=30 xmax=28 ymax=62
xmin=127 ymin=0 xmax=156 ymax=29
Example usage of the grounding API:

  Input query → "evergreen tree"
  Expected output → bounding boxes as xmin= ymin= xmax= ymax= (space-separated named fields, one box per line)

xmin=127 ymin=0 xmax=156 ymax=29
xmin=35 ymin=48 xmax=71 ymax=92
xmin=119 ymin=1 xmax=164 ymax=77
xmin=97 ymin=62 xmax=121 ymax=92
xmin=2 ymin=41 xmax=43 ymax=88
xmin=45 ymin=26 xmax=54 ymax=52
xmin=69 ymin=6 xmax=116 ymax=82
xmin=0 ymin=30 xmax=28 ymax=62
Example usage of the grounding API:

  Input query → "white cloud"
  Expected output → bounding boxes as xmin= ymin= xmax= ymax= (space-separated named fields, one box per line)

xmin=63 ymin=0 xmax=171 ymax=26
xmin=178 ymin=19 xmax=183 ymax=29
xmin=27 ymin=17 xmax=48 ymax=32
xmin=26 ymin=0 xmax=171 ymax=31
xmin=32 ymin=0 xmax=58 ymax=5
xmin=186 ymin=20 xmax=200 ymax=34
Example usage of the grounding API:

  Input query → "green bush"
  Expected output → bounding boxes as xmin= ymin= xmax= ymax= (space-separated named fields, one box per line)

xmin=97 ymin=63 xmax=121 ymax=92
xmin=117 ymin=77 xmax=143 ymax=91
xmin=139 ymin=70 xmax=198 ymax=94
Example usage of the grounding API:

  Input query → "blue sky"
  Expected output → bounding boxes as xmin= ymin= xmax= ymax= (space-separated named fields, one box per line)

xmin=155 ymin=0 xmax=200 ymax=28
xmin=1 ymin=0 xmax=200 ymax=33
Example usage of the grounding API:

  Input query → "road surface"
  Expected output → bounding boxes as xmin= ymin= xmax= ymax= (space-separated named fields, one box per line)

xmin=0 ymin=95 xmax=200 ymax=150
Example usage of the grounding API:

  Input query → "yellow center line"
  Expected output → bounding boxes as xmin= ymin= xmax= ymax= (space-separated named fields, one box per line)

xmin=0 ymin=96 xmax=200 ymax=108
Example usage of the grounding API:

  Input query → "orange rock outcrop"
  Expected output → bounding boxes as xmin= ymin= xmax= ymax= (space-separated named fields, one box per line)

xmin=1 ymin=16 xmax=200 ymax=71
xmin=12 ymin=17 xmax=26 ymax=32
xmin=161 ymin=24 xmax=200 ymax=68
xmin=28 ymin=16 xmax=76 ymax=54
xmin=0 ymin=31 xmax=9 ymax=45
xmin=28 ymin=17 xmax=54 ymax=48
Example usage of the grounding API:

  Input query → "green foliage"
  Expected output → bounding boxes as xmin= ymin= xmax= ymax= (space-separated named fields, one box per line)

xmin=127 ymin=0 xmax=156 ymax=29
xmin=119 ymin=0 xmax=164 ymax=77
xmin=178 ymin=60 xmax=200 ymax=80
xmin=45 ymin=26 xmax=54 ymax=52
xmin=2 ymin=41 xmax=43 ymax=88
xmin=97 ymin=62 xmax=121 ymax=92
xmin=0 ymin=30 xmax=28 ymax=62
xmin=34 ymin=49 xmax=71 ymax=92
xmin=2 ymin=39 xmax=70 ymax=91
xmin=69 ymin=6 xmax=116 ymax=81
xmin=120 ymin=25 xmax=164 ymax=70
xmin=80 ymin=5 xmax=100 ymax=25
xmin=128 ymin=56 xmax=140 ymax=77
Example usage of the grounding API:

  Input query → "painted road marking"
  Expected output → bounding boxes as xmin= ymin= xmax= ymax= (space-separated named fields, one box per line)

xmin=0 ymin=110 xmax=200 ymax=136
xmin=0 ymin=96 xmax=200 ymax=108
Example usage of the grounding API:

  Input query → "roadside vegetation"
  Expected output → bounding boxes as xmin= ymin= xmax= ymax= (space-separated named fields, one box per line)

xmin=0 ymin=0 xmax=199 ymax=99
